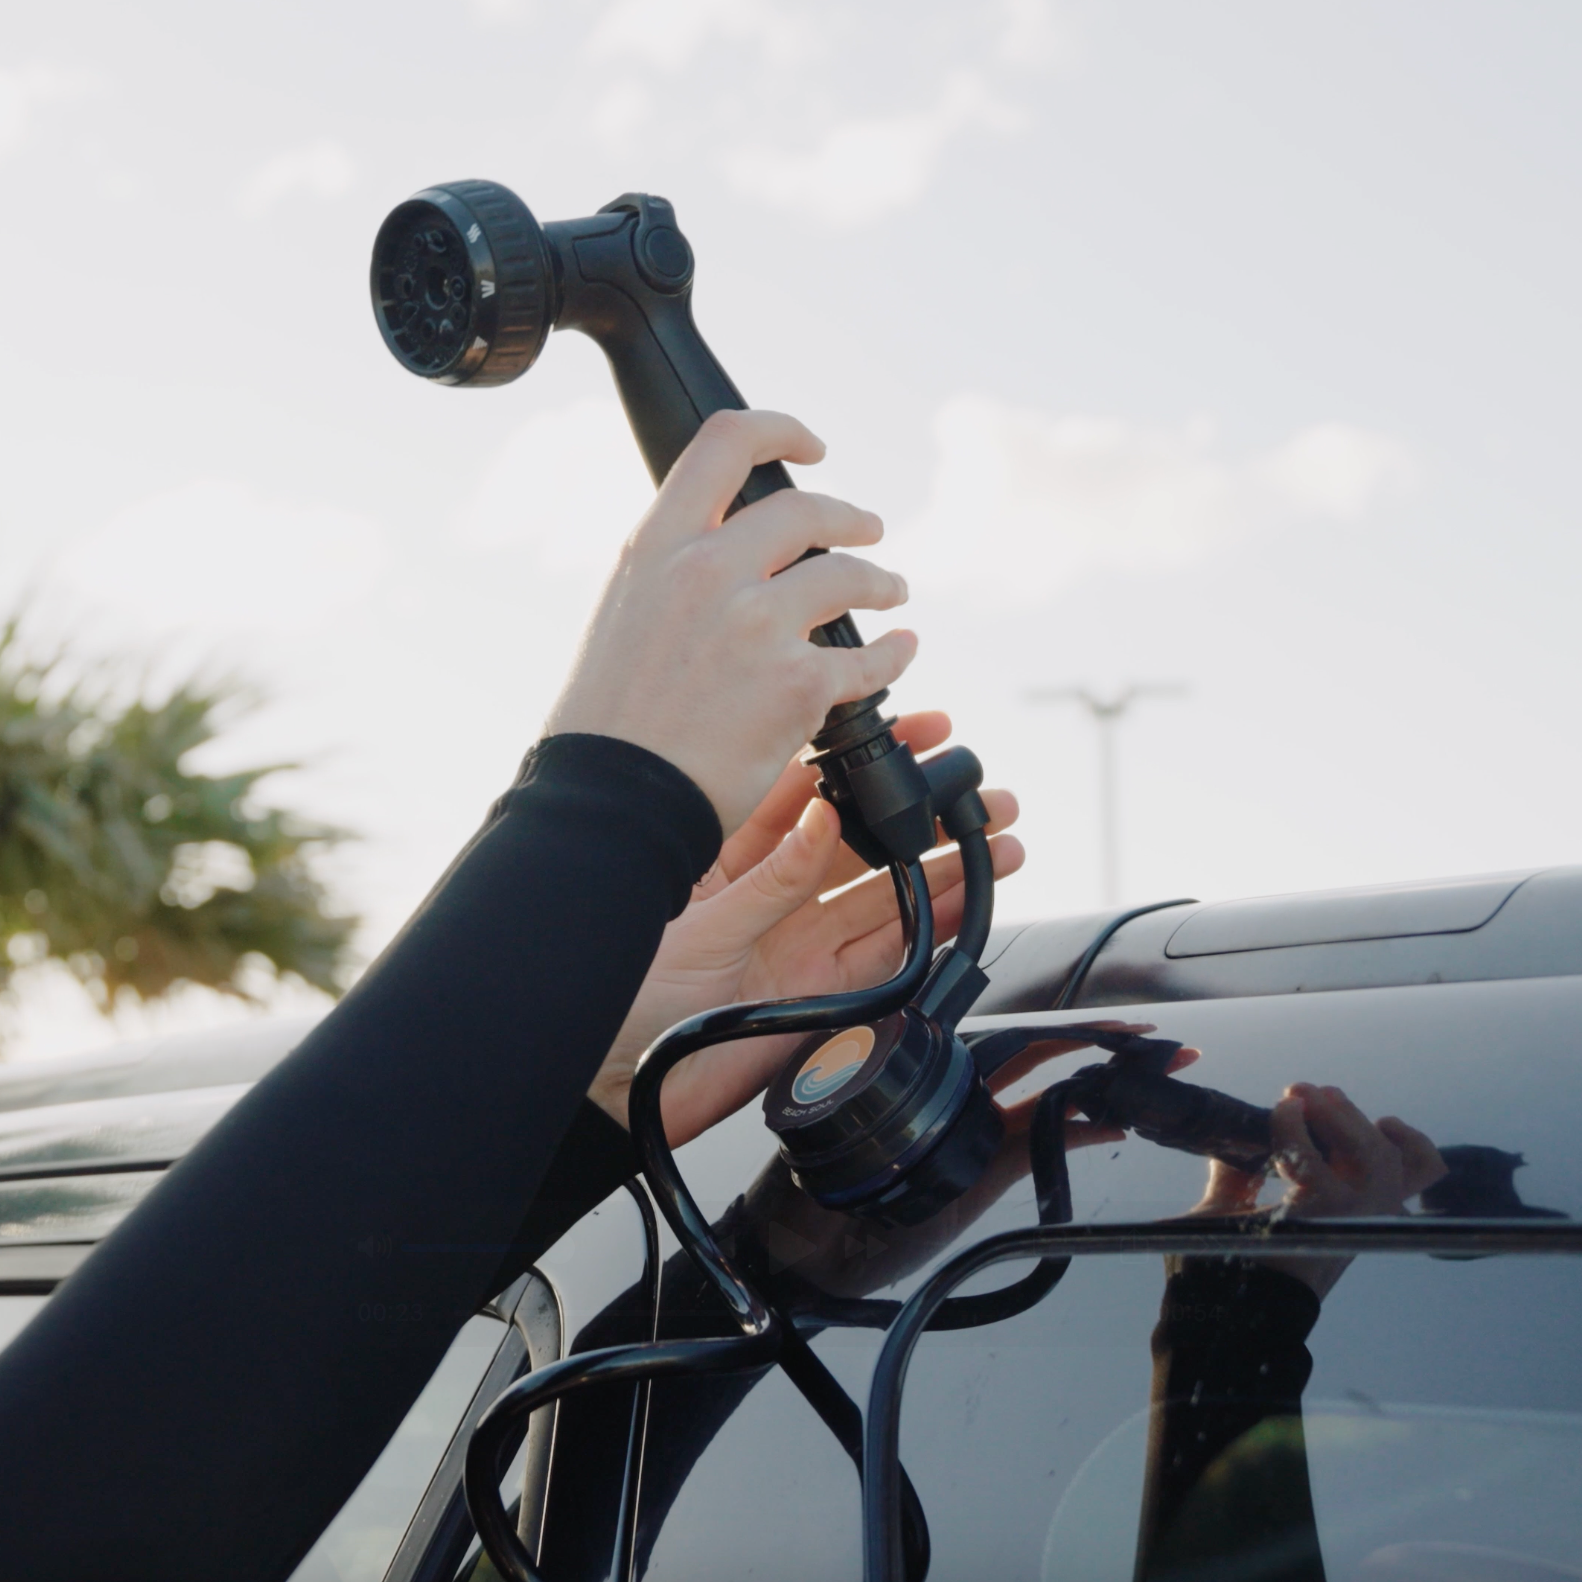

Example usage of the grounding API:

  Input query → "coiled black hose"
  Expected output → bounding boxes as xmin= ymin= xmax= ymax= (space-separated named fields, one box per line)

xmin=465 ymin=860 xmax=934 ymax=1582
xmin=949 ymin=828 xmax=994 ymax=965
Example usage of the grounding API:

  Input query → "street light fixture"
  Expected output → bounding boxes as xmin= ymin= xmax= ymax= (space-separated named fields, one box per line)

xmin=1026 ymin=684 xmax=1189 ymax=907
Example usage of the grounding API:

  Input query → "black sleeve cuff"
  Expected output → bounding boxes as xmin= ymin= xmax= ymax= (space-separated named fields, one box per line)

xmin=505 ymin=734 xmax=723 ymax=918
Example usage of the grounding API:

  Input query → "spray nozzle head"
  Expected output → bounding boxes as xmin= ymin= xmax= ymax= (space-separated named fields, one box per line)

xmin=370 ymin=181 xmax=557 ymax=387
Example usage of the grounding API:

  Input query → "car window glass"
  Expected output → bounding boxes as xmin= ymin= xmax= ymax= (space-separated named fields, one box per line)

xmin=535 ymin=1182 xmax=652 ymax=1341
xmin=1042 ymin=1389 xmax=1582 ymax=1580
xmin=0 ymin=1295 xmax=46 ymax=1355
xmin=629 ymin=976 xmax=1582 ymax=1580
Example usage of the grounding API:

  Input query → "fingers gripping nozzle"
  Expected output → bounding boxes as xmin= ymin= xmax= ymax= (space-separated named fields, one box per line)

xmin=372 ymin=180 xmax=914 ymax=857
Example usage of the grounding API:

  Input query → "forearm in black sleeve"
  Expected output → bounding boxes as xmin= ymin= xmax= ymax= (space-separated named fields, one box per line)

xmin=0 ymin=732 xmax=719 ymax=1582
xmin=1134 ymin=1260 xmax=1326 ymax=1582
xmin=489 ymin=1098 xmax=640 ymax=1295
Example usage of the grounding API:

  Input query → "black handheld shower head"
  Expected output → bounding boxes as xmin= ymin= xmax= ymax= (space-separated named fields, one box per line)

xmin=371 ymin=178 xmax=952 ymax=872
xmin=370 ymin=181 xmax=788 ymax=504
xmin=372 ymin=179 xmax=1005 ymax=1230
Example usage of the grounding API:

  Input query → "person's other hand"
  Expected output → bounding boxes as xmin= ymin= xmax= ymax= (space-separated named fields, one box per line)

xmin=1187 ymin=1083 xmax=1447 ymax=1298
xmin=588 ymin=711 xmax=1021 ymax=1147
xmin=543 ymin=409 xmax=914 ymax=835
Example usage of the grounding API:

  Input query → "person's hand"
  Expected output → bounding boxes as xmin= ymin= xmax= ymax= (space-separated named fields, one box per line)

xmin=1187 ymin=1083 xmax=1447 ymax=1298
xmin=544 ymin=409 xmax=915 ymax=835
xmin=588 ymin=711 xmax=1021 ymax=1147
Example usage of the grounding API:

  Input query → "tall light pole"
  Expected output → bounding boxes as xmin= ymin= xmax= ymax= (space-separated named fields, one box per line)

xmin=1026 ymin=685 xmax=1188 ymax=907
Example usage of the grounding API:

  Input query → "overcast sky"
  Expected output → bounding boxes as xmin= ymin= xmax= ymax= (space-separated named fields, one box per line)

xmin=3 ymin=0 xmax=1580 ymax=1059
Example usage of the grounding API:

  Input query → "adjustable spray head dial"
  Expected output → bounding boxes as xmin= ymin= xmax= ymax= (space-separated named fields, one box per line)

xmin=370 ymin=182 xmax=557 ymax=386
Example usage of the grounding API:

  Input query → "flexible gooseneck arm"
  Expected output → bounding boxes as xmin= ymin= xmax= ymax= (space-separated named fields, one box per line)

xmin=628 ymin=862 xmax=933 ymax=1326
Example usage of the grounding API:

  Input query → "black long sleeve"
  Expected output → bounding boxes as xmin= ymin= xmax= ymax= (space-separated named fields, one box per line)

xmin=491 ymin=1097 xmax=640 ymax=1295
xmin=1135 ymin=1260 xmax=1325 ymax=1582
xmin=0 ymin=732 xmax=719 ymax=1582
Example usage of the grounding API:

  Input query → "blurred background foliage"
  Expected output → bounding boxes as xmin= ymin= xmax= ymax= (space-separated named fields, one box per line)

xmin=0 ymin=618 xmax=357 ymax=1037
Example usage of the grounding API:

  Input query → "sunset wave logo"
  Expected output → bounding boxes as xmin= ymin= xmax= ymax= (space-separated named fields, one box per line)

xmin=791 ymin=1026 xmax=876 ymax=1106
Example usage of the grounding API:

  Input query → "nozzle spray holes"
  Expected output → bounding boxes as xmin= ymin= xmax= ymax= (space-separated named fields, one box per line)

xmin=371 ymin=183 xmax=555 ymax=387
xmin=372 ymin=207 xmax=479 ymax=373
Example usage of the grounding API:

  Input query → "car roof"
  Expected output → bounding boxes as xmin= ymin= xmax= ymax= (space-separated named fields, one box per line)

xmin=3 ymin=865 xmax=1579 ymax=1280
xmin=0 ymin=1015 xmax=318 ymax=1117
xmin=974 ymin=865 xmax=1582 ymax=1014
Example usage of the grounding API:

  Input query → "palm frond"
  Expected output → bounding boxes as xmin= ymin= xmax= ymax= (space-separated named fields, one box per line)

xmin=0 ymin=618 xmax=359 ymax=1028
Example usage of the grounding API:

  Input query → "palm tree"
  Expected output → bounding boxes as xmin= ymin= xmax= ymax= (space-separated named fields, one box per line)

xmin=0 ymin=619 xmax=357 ymax=1030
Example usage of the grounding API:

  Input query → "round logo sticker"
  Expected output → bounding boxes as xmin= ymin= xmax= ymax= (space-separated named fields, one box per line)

xmin=791 ymin=1025 xmax=876 ymax=1106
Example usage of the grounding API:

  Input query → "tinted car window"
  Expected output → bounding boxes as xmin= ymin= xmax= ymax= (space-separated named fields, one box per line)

xmin=0 ymin=1295 xmax=47 ymax=1355
xmin=619 ymin=975 xmax=1582 ymax=1580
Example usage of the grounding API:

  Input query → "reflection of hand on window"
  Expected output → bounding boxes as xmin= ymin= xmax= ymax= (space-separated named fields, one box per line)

xmin=1186 ymin=1084 xmax=1447 ymax=1298
xmin=1273 ymin=1084 xmax=1446 ymax=1217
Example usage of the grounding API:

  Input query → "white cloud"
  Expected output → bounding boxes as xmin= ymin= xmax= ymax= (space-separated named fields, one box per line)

xmin=899 ymin=393 xmax=1415 ymax=603
xmin=463 ymin=0 xmax=531 ymax=21
xmin=459 ymin=398 xmax=654 ymax=577
xmin=995 ymin=0 xmax=1068 ymax=69
xmin=589 ymin=80 xmax=653 ymax=151
xmin=47 ymin=479 xmax=387 ymax=651
xmin=0 ymin=63 xmax=97 ymax=158
xmin=234 ymin=139 xmax=355 ymax=220
xmin=721 ymin=72 xmax=1024 ymax=226
xmin=588 ymin=0 xmax=810 ymax=71
xmin=1250 ymin=422 xmax=1415 ymax=519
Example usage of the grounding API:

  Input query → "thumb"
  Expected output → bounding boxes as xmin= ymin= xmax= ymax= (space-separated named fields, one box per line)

xmin=710 ymin=798 xmax=841 ymax=950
